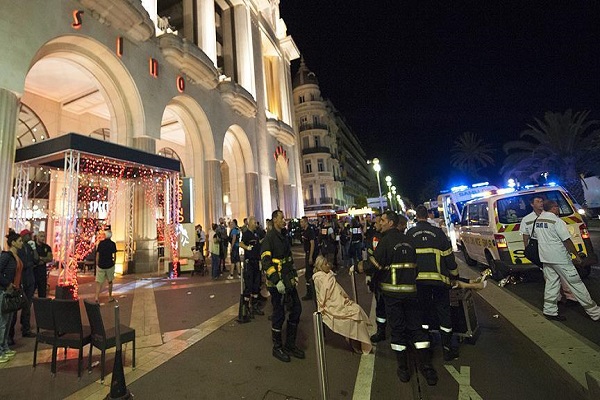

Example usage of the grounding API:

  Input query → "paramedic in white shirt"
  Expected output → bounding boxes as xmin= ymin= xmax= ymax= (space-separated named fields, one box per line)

xmin=535 ymin=200 xmax=600 ymax=321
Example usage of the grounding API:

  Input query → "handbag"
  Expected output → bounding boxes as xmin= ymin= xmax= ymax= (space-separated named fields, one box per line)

xmin=1 ymin=286 xmax=28 ymax=314
xmin=524 ymin=217 xmax=542 ymax=267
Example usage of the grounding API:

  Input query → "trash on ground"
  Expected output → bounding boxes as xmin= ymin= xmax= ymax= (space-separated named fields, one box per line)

xmin=210 ymin=294 xmax=215 ymax=299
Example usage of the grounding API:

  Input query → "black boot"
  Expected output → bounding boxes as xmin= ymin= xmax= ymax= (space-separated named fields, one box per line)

xmin=301 ymin=283 xmax=313 ymax=301
xmin=395 ymin=350 xmax=410 ymax=382
xmin=251 ymin=297 xmax=264 ymax=316
xmin=284 ymin=322 xmax=306 ymax=359
xmin=272 ymin=330 xmax=290 ymax=362
xmin=418 ymin=349 xmax=438 ymax=386
xmin=442 ymin=332 xmax=459 ymax=361
xmin=370 ymin=322 xmax=386 ymax=343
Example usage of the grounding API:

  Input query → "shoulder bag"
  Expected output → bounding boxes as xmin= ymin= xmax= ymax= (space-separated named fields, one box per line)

xmin=1 ymin=286 xmax=28 ymax=314
xmin=523 ymin=217 xmax=543 ymax=267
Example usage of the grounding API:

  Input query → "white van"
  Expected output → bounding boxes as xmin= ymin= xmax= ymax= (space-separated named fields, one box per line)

xmin=458 ymin=185 xmax=597 ymax=279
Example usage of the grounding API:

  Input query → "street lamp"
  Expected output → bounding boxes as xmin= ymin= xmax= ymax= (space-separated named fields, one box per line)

xmin=368 ymin=158 xmax=384 ymax=212
xmin=391 ymin=186 xmax=397 ymax=211
xmin=385 ymin=176 xmax=394 ymax=211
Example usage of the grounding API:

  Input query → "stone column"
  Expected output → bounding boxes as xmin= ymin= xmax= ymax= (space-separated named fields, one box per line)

xmin=233 ymin=5 xmax=256 ymax=98
xmin=205 ymin=160 xmax=223 ymax=224
xmin=132 ymin=137 xmax=158 ymax=273
xmin=0 ymin=89 xmax=19 ymax=240
xmin=245 ymin=172 xmax=262 ymax=222
xmin=197 ymin=0 xmax=217 ymax=65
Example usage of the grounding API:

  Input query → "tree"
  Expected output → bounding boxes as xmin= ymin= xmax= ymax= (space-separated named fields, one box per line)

xmin=354 ymin=195 xmax=368 ymax=209
xmin=450 ymin=132 xmax=495 ymax=181
xmin=501 ymin=110 xmax=600 ymax=203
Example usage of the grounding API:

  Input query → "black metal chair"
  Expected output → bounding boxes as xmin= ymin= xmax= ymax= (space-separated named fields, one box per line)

xmin=84 ymin=299 xmax=136 ymax=383
xmin=51 ymin=299 xmax=92 ymax=378
xmin=32 ymin=297 xmax=56 ymax=369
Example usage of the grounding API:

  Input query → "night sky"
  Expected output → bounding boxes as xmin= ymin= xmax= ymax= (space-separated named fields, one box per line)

xmin=279 ymin=1 xmax=600 ymax=202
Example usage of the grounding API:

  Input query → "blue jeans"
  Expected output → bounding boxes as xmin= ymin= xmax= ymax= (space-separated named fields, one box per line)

xmin=0 ymin=290 xmax=13 ymax=354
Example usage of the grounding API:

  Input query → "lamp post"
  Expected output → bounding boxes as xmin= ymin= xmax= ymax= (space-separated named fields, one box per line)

xmin=368 ymin=158 xmax=384 ymax=212
xmin=385 ymin=176 xmax=394 ymax=211
xmin=391 ymin=186 xmax=397 ymax=211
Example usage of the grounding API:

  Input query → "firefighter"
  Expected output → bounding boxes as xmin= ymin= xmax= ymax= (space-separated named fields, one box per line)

xmin=365 ymin=214 xmax=387 ymax=343
xmin=300 ymin=217 xmax=318 ymax=301
xmin=359 ymin=211 xmax=438 ymax=385
xmin=261 ymin=210 xmax=305 ymax=362
xmin=240 ymin=216 xmax=264 ymax=317
xmin=407 ymin=204 xmax=460 ymax=361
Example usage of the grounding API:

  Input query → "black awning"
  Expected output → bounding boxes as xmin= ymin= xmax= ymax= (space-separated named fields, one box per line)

xmin=14 ymin=133 xmax=181 ymax=174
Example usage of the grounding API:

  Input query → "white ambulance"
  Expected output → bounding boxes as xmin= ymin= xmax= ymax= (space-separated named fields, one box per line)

xmin=457 ymin=185 xmax=597 ymax=280
xmin=437 ymin=183 xmax=498 ymax=250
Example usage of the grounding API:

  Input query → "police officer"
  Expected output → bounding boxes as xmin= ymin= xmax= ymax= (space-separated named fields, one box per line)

xmin=407 ymin=205 xmax=459 ymax=361
xmin=240 ymin=216 xmax=264 ymax=318
xmin=359 ymin=211 xmax=437 ymax=385
xmin=261 ymin=210 xmax=304 ymax=362
xmin=365 ymin=214 xmax=387 ymax=343
xmin=300 ymin=217 xmax=318 ymax=301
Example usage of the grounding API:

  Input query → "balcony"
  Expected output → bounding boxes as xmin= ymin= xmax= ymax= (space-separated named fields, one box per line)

xmin=159 ymin=34 xmax=220 ymax=90
xmin=320 ymin=197 xmax=334 ymax=205
xmin=302 ymin=146 xmax=330 ymax=156
xmin=299 ymin=122 xmax=328 ymax=132
xmin=77 ymin=0 xmax=154 ymax=42
xmin=304 ymin=198 xmax=317 ymax=206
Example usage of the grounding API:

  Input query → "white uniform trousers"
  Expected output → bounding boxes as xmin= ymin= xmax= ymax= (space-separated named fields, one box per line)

xmin=542 ymin=262 xmax=600 ymax=320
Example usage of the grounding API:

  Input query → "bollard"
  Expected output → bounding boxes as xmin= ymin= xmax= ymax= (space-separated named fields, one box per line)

xmin=350 ymin=267 xmax=358 ymax=303
xmin=105 ymin=303 xmax=132 ymax=400
xmin=237 ymin=261 xmax=250 ymax=323
xmin=313 ymin=312 xmax=329 ymax=400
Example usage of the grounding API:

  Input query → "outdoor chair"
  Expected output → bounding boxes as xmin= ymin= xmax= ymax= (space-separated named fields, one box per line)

xmin=51 ymin=299 xmax=92 ymax=378
xmin=84 ymin=299 xmax=136 ymax=383
xmin=32 ymin=297 xmax=56 ymax=369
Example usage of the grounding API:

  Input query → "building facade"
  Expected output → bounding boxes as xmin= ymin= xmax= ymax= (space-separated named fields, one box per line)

xmin=0 ymin=0 xmax=302 ymax=272
xmin=292 ymin=59 xmax=370 ymax=217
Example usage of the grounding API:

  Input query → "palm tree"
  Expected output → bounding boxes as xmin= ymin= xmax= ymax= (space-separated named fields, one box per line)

xmin=501 ymin=110 xmax=600 ymax=203
xmin=450 ymin=132 xmax=495 ymax=181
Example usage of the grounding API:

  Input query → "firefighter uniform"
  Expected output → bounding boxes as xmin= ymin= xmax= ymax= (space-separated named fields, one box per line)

xmin=406 ymin=220 xmax=459 ymax=361
xmin=261 ymin=228 xmax=304 ymax=362
xmin=241 ymin=227 xmax=264 ymax=317
xmin=362 ymin=227 xmax=437 ymax=385
xmin=366 ymin=229 xmax=387 ymax=343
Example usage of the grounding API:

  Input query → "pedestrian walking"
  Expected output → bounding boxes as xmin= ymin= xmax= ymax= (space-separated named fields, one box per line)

xmin=533 ymin=200 xmax=600 ymax=321
xmin=209 ymin=224 xmax=220 ymax=280
xmin=261 ymin=210 xmax=304 ymax=362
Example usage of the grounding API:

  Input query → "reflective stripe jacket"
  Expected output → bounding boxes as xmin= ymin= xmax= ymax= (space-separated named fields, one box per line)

xmin=406 ymin=221 xmax=458 ymax=287
xmin=261 ymin=228 xmax=297 ymax=288
xmin=363 ymin=228 xmax=418 ymax=298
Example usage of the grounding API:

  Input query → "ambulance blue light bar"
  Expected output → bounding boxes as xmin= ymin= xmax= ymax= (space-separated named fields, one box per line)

xmin=471 ymin=182 xmax=489 ymax=188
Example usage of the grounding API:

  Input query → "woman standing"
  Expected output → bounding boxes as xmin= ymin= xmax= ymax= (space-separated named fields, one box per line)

xmin=0 ymin=230 xmax=24 ymax=363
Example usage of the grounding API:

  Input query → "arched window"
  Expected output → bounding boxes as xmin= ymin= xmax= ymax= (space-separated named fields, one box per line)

xmin=157 ymin=147 xmax=185 ymax=176
xmin=17 ymin=103 xmax=49 ymax=148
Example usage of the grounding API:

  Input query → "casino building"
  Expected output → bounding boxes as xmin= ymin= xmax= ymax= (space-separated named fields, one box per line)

xmin=0 ymin=0 xmax=302 ymax=272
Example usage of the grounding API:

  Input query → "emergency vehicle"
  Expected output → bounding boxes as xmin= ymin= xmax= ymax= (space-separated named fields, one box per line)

xmin=436 ymin=183 xmax=499 ymax=250
xmin=457 ymin=185 xmax=597 ymax=280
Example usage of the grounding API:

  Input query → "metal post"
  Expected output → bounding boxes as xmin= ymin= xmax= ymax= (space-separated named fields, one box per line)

xmin=313 ymin=312 xmax=329 ymax=400
xmin=376 ymin=171 xmax=383 ymax=212
xmin=106 ymin=303 xmax=133 ymax=399
xmin=350 ymin=268 xmax=358 ymax=303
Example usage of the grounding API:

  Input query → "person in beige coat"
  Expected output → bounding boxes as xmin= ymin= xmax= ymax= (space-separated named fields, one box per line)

xmin=313 ymin=255 xmax=372 ymax=354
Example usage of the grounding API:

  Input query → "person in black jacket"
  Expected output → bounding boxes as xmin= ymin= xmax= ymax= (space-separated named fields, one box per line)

xmin=407 ymin=205 xmax=460 ymax=361
xmin=9 ymin=229 xmax=37 ymax=342
xmin=359 ymin=211 xmax=438 ymax=385
xmin=261 ymin=210 xmax=304 ymax=363
xmin=0 ymin=230 xmax=24 ymax=362
xmin=300 ymin=217 xmax=318 ymax=301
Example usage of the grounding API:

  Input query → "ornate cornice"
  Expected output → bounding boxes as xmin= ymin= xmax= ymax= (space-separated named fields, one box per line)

xmin=77 ymin=0 xmax=154 ymax=42
xmin=158 ymin=34 xmax=220 ymax=91
xmin=217 ymin=81 xmax=257 ymax=118
xmin=266 ymin=118 xmax=295 ymax=146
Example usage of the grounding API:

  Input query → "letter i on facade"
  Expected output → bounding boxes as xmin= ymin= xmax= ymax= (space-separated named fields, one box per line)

xmin=149 ymin=58 xmax=159 ymax=78
xmin=116 ymin=37 xmax=123 ymax=58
